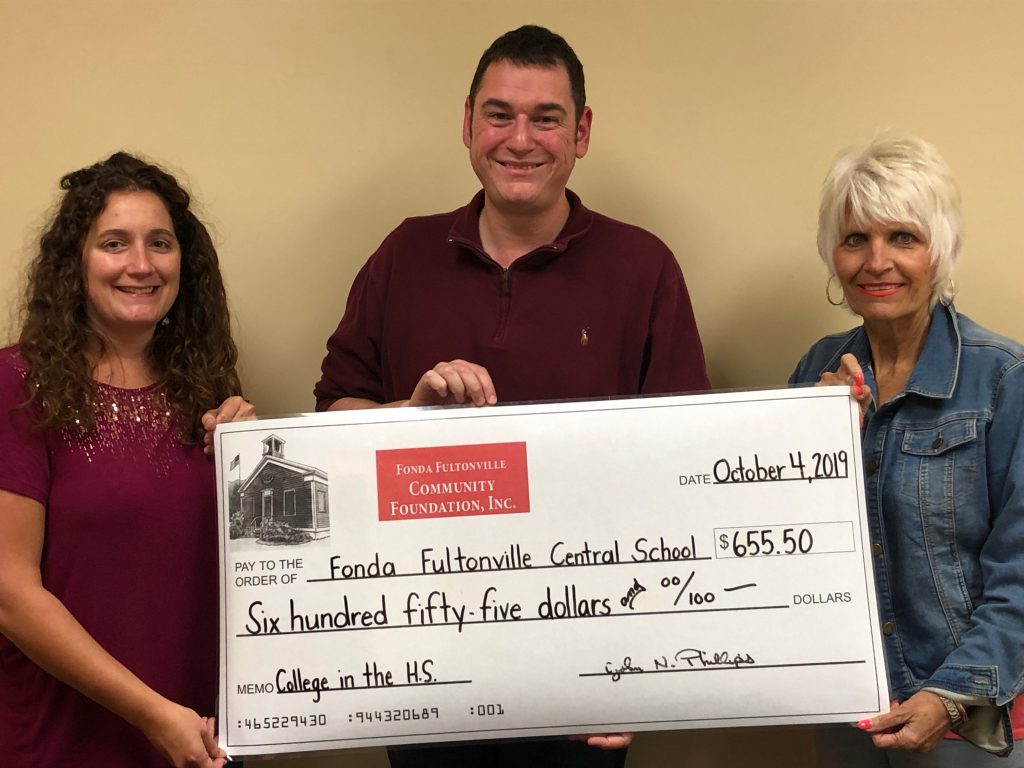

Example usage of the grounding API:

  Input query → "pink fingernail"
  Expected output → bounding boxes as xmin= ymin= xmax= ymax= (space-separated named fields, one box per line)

xmin=854 ymin=372 xmax=864 ymax=385
xmin=856 ymin=719 xmax=871 ymax=730
xmin=853 ymin=384 xmax=863 ymax=396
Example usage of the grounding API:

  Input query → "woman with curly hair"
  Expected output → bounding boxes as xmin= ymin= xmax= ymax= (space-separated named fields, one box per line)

xmin=0 ymin=152 xmax=254 ymax=767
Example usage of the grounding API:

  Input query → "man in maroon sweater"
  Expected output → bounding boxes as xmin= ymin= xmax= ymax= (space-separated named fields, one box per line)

xmin=315 ymin=25 xmax=708 ymax=414
xmin=314 ymin=24 xmax=710 ymax=768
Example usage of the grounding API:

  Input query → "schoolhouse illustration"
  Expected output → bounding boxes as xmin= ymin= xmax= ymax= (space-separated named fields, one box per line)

xmin=235 ymin=434 xmax=330 ymax=540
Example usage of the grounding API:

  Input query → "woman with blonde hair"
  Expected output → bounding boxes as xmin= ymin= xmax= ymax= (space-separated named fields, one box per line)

xmin=792 ymin=135 xmax=1024 ymax=765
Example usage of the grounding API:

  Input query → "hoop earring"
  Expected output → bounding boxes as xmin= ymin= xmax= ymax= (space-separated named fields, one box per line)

xmin=826 ymin=275 xmax=844 ymax=307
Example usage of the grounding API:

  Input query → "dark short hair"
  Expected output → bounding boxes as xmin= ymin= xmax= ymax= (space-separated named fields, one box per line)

xmin=468 ymin=25 xmax=586 ymax=123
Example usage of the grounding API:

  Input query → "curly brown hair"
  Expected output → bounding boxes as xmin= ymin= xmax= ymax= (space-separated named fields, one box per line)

xmin=18 ymin=151 xmax=241 ymax=443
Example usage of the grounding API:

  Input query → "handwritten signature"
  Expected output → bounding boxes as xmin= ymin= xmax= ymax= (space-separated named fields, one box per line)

xmin=669 ymin=648 xmax=755 ymax=669
xmin=604 ymin=647 xmax=755 ymax=681
xmin=604 ymin=656 xmax=645 ymax=682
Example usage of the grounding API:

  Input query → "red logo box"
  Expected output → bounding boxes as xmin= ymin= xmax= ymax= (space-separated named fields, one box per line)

xmin=376 ymin=442 xmax=530 ymax=521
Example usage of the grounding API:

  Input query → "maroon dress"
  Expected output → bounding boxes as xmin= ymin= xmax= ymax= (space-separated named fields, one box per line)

xmin=0 ymin=346 xmax=219 ymax=767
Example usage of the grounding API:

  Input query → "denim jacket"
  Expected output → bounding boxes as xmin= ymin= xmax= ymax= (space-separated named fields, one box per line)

xmin=790 ymin=305 xmax=1024 ymax=749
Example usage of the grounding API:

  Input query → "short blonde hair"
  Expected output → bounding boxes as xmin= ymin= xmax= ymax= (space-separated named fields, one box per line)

xmin=818 ymin=135 xmax=961 ymax=306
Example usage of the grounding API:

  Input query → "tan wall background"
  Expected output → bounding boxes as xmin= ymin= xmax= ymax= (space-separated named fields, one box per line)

xmin=2 ymin=1 xmax=1022 ymax=765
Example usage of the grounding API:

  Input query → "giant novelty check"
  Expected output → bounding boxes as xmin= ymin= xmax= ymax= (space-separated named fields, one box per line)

xmin=215 ymin=387 xmax=887 ymax=758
